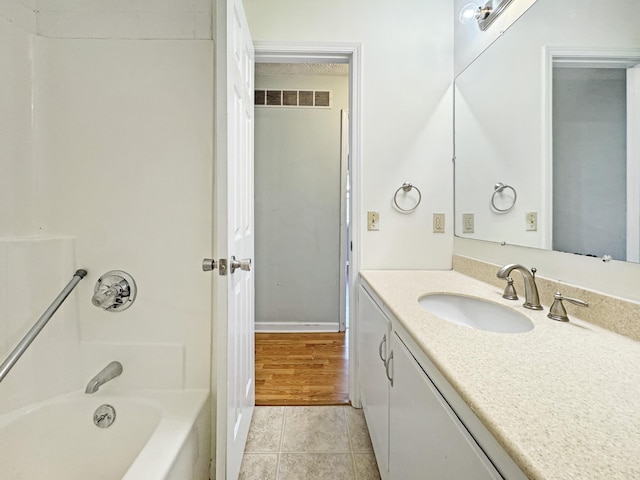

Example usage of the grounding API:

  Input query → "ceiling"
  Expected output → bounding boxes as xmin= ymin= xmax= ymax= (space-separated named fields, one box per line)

xmin=255 ymin=63 xmax=349 ymax=76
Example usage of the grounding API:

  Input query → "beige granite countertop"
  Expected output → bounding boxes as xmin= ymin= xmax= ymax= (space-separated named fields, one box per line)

xmin=360 ymin=270 xmax=640 ymax=480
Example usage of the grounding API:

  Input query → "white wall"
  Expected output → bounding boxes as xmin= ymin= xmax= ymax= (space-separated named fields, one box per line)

xmin=244 ymin=0 xmax=454 ymax=270
xmin=35 ymin=0 xmax=211 ymax=39
xmin=34 ymin=38 xmax=214 ymax=389
xmin=254 ymin=73 xmax=348 ymax=330
xmin=0 ymin=14 xmax=35 ymax=236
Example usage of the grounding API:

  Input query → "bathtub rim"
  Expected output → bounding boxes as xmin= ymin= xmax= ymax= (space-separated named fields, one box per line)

xmin=0 ymin=388 xmax=210 ymax=480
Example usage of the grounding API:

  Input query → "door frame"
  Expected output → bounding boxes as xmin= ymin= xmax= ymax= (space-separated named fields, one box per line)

xmin=339 ymin=108 xmax=349 ymax=332
xmin=542 ymin=46 xmax=640 ymax=257
xmin=627 ymin=64 xmax=640 ymax=262
xmin=253 ymin=41 xmax=362 ymax=405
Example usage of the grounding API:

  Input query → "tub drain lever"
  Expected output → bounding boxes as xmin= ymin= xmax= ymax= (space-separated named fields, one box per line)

xmin=93 ymin=404 xmax=116 ymax=428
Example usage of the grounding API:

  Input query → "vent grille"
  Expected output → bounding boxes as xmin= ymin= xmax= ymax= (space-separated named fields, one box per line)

xmin=255 ymin=89 xmax=332 ymax=108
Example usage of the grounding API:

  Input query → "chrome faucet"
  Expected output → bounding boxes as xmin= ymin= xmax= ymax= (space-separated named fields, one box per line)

xmin=85 ymin=361 xmax=123 ymax=394
xmin=496 ymin=264 xmax=543 ymax=310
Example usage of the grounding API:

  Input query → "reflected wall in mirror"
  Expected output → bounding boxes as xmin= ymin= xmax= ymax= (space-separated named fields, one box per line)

xmin=454 ymin=0 xmax=640 ymax=262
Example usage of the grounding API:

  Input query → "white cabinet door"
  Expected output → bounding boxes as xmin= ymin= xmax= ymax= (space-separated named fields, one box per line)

xmin=389 ymin=333 xmax=502 ymax=480
xmin=358 ymin=286 xmax=391 ymax=478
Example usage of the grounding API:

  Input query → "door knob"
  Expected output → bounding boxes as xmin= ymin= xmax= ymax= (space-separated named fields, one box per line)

xmin=202 ymin=258 xmax=218 ymax=271
xmin=230 ymin=256 xmax=251 ymax=274
xmin=202 ymin=258 xmax=228 ymax=275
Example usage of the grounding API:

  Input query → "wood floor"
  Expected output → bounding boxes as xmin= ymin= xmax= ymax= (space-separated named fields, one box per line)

xmin=255 ymin=332 xmax=349 ymax=406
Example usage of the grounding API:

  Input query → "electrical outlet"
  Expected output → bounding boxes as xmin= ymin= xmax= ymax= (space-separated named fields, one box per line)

xmin=433 ymin=213 xmax=445 ymax=233
xmin=368 ymin=211 xmax=380 ymax=231
xmin=462 ymin=213 xmax=474 ymax=233
xmin=526 ymin=212 xmax=537 ymax=231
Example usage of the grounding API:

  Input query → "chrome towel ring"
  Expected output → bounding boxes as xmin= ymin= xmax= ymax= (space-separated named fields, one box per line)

xmin=393 ymin=182 xmax=422 ymax=213
xmin=491 ymin=182 xmax=517 ymax=212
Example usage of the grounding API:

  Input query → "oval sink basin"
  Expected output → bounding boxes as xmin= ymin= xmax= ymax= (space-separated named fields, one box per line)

xmin=418 ymin=294 xmax=534 ymax=333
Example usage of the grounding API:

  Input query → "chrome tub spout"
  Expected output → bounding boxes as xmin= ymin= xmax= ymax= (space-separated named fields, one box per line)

xmin=85 ymin=361 xmax=123 ymax=394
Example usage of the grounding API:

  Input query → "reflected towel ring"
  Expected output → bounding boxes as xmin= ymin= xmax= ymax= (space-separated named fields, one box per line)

xmin=393 ymin=182 xmax=422 ymax=212
xmin=491 ymin=183 xmax=517 ymax=212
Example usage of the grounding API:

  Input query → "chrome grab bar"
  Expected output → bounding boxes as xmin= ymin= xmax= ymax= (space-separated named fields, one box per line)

xmin=0 ymin=269 xmax=88 ymax=383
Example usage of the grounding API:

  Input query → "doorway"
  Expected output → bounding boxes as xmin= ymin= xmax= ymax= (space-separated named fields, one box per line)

xmin=545 ymin=49 xmax=640 ymax=262
xmin=252 ymin=44 xmax=361 ymax=406
xmin=253 ymin=63 xmax=349 ymax=333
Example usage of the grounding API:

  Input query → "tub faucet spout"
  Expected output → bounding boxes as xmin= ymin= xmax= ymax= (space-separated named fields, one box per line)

xmin=496 ymin=264 xmax=543 ymax=310
xmin=85 ymin=361 xmax=123 ymax=394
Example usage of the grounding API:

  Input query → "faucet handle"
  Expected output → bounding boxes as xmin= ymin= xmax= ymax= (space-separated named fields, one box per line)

xmin=547 ymin=292 xmax=588 ymax=322
xmin=502 ymin=277 xmax=518 ymax=300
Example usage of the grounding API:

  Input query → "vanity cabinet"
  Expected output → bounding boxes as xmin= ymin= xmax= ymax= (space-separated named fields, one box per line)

xmin=358 ymin=284 xmax=503 ymax=480
xmin=358 ymin=285 xmax=391 ymax=476
xmin=388 ymin=332 xmax=500 ymax=479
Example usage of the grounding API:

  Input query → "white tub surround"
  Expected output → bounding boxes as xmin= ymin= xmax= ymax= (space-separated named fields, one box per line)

xmin=360 ymin=270 xmax=640 ymax=480
xmin=0 ymin=1 xmax=35 ymax=33
xmin=0 ymin=389 xmax=210 ymax=480
xmin=35 ymin=0 xmax=211 ymax=39
xmin=0 ymin=15 xmax=36 ymax=236
xmin=34 ymin=38 xmax=214 ymax=390
xmin=0 ymin=237 xmax=83 ymax=415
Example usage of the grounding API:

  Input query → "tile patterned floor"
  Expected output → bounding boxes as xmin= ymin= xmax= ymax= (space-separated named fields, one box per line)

xmin=240 ymin=406 xmax=381 ymax=480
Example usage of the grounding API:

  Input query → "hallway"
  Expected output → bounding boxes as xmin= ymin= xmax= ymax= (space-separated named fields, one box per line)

xmin=255 ymin=333 xmax=349 ymax=406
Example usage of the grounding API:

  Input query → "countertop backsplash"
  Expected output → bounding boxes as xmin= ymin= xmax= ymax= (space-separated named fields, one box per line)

xmin=453 ymin=254 xmax=640 ymax=342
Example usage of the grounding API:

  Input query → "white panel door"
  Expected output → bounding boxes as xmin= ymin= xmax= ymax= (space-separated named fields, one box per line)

xmin=215 ymin=0 xmax=255 ymax=478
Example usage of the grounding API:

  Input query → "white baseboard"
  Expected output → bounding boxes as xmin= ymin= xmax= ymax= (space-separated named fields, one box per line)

xmin=254 ymin=322 xmax=340 ymax=333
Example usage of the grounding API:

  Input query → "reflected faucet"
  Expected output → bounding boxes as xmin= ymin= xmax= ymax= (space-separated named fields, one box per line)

xmin=85 ymin=361 xmax=123 ymax=394
xmin=496 ymin=264 xmax=543 ymax=310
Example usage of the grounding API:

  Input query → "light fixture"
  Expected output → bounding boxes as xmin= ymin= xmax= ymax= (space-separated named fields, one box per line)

xmin=458 ymin=3 xmax=491 ymax=24
xmin=458 ymin=0 xmax=514 ymax=31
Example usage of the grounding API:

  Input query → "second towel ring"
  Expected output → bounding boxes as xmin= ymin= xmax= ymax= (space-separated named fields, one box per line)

xmin=491 ymin=182 xmax=517 ymax=212
xmin=393 ymin=182 xmax=422 ymax=212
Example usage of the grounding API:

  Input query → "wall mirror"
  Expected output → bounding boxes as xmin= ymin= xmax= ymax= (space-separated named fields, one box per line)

xmin=454 ymin=0 xmax=640 ymax=262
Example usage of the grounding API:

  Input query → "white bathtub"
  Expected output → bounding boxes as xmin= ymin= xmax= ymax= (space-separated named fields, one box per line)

xmin=0 ymin=389 xmax=210 ymax=480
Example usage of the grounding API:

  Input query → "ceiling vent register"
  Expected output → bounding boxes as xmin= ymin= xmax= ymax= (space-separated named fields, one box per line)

xmin=255 ymin=90 xmax=332 ymax=108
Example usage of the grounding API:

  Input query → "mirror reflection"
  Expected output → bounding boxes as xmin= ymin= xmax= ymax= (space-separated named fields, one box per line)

xmin=454 ymin=0 xmax=640 ymax=262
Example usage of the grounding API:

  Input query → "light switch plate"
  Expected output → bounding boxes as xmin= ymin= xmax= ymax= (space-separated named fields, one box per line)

xmin=368 ymin=211 xmax=380 ymax=231
xmin=433 ymin=213 xmax=445 ymax=233
xmin=526 ymin=212 xmax=537 ymax=231
xmin=462 ymin=213 xmax=474 ymax=233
